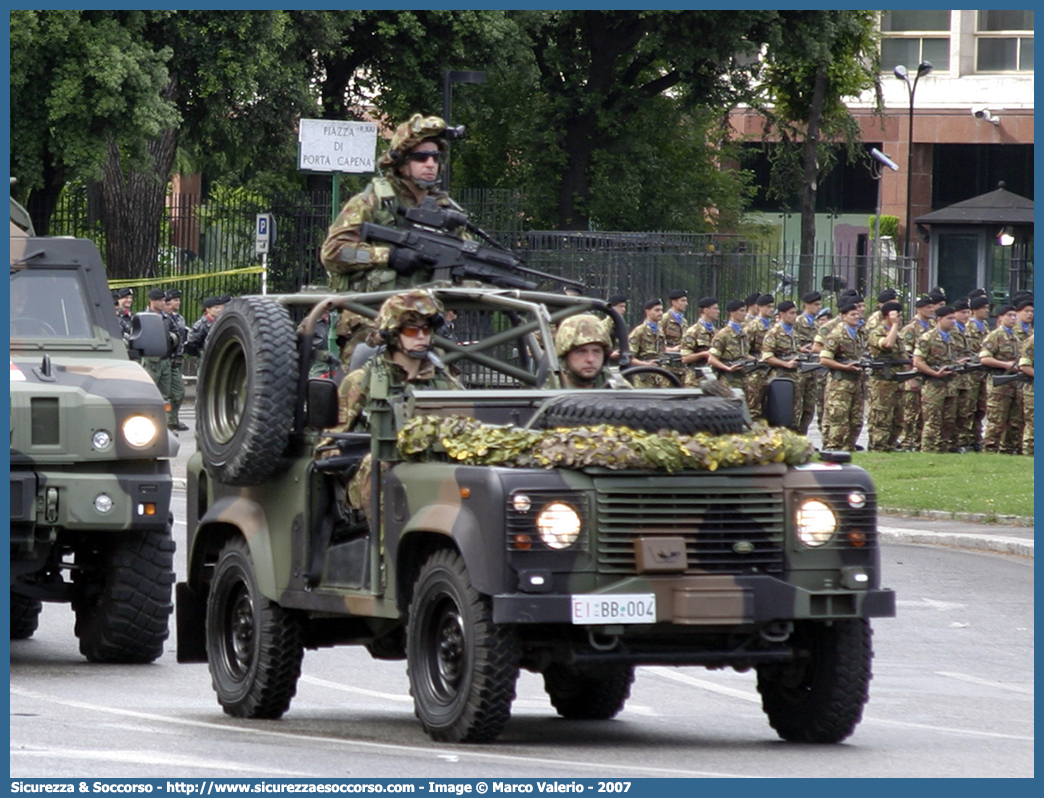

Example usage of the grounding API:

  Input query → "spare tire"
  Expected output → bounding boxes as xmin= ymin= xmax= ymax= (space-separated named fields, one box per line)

xmin=537 ymin=393 xmax=749 ymax=436
xmin=197 ymin=297 xmax=299 ymax=486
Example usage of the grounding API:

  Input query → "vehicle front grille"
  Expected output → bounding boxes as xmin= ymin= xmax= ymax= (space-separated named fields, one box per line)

xmin=594 ymin=480 xmax=785 ymax=574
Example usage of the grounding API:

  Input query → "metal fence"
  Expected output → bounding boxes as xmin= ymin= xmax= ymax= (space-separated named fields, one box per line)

xmin=38 ymin=185 xmax=920 ymax=327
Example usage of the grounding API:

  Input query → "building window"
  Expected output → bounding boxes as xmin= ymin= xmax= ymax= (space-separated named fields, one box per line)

xmin=880 ymin=10 xmax=951 ymax=72
xmin=976 ymin=11 xmax=1034 ymax=72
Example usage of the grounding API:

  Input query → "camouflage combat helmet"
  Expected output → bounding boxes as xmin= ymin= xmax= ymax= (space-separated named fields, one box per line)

xmin=378 ymin=114 xmax=449 ymax=169
xmin=376 ymin=289 xmax=445 ymax=333
xmin=554 ymin=314 xmax=612 ymax=357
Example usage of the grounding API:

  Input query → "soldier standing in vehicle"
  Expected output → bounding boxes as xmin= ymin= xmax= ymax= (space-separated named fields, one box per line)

xmin=554 ymin=315 xmax=614 ymax=389
xmin=913 ymin=305 xmax=959 ymax=453
xmin=320 ymin=114 xmax=465 ymax=294
xmin=324 ymin=289 xmax=462 ymax=518
xmin=679 ymin=296 xmax=719 ymax=389
xmin=818 ymin=303 xmax=868 ymax=451
xmin=707 ymin=299 xmax=751 ymax=395
xmin=165 ymin=289 xmax=189 ymax=431
xmin=628 ymin=298 xmax=668 ymax=388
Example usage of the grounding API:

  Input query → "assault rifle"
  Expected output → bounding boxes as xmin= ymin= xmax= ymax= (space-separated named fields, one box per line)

xmin=359 ymin=197 xmax=584 ymax=292
xmin=656 ymin=351 xmax=703 ymax=371
xmin=992 ymin=371 xmax=1033 ymax=387
xmin=834 ymin=358 xmax=919 ymax=382
xmin=795 ymin=352 xmax=825 ymax=373
xmin=721 ymin=358 xmax=771 ymax=375
xmin=941 ymin=360 xmax=988 ymax=376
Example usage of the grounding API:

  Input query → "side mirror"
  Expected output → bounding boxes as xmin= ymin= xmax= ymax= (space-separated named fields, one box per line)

xmin=128 ymin=313 xmax=168 ymax=358
xmin=763 ymin=377 xmax=795 ymax=429
xmin=307 ymin=378 xmax=340 ymax=429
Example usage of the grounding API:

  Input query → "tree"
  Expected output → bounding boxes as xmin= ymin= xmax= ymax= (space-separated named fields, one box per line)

xmin=758 ymin=11 xmax=882 ymax=294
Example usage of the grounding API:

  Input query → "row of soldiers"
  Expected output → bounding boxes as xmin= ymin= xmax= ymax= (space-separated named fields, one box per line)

xmin=618 ymin=287 xmax=1033 ymax=456
xmin=113 ymin=287 xmax=230 ymax=432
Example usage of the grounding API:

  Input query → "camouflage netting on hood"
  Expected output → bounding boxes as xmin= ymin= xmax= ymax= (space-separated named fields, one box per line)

xmin=398 ymin=416 xmax=814 ymax=472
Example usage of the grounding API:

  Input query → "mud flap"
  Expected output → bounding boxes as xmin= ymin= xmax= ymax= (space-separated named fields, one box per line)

xmin=175 ymin=582 xmax=208 ymax=663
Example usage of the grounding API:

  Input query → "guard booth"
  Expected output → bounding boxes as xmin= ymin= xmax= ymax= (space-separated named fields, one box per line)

xmin=916 ymin=183 xmax=1033 ymax=306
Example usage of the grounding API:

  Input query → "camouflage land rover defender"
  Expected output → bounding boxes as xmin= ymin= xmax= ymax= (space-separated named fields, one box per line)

xmin=177 ymin=288 xmax=895 ymax=744
xmin=10 ymin=210 xmax=176 ymax=662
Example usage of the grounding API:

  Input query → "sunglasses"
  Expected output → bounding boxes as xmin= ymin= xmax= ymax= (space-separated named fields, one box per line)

xmin=399 ymin=325 xmax=432 ymax=338
xmin=405 ymin=151 xmax=442 ymax=164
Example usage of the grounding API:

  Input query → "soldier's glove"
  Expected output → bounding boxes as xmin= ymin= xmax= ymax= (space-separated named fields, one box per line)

xmin=388 ymin=247 xmax=435 ymax=276
xmin=171 ymin=356 xmax=183 ymax=368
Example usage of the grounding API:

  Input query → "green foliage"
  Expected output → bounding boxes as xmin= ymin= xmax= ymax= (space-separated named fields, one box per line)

xmin=868 ymin=214 xmax=900 ymax=240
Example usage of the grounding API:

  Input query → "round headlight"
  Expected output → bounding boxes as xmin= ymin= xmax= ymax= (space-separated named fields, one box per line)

xmin=535 ymin=502 xmax=581 ymax=550
xmin=94 ymin=494 xmax=114 ymax=514
xmin=511 ymin=494 xmax=532 ymax=513
xmin=92 ymin=430 xmax=113 ymax=450
xmin=796 ymin=499 xmax=837 ymax=547
xmin=122 ymin=415 xmax=159 ymax=448
xmin=847 ymin=491 xmax=867 ymax=509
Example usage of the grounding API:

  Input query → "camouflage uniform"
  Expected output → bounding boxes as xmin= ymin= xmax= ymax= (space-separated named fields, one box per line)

xmin=554 ymin=314 xmax=613 ymax=389
xmin=708 ymin=322 xmax=750 ymax=392
xmin=760 ymin=320 xmax=802 ymax=431
xmin=897 ymin=318 xmax=932 ymax=450
xmin=864 ymin=323 xmax=907 ymax=451
xmin=742 ymin=316 xmax=773 ymax=421
xmin=913 ymin=328 xmax=958 ymax=453
xmin=1018 ymin=334 xmax=1033 ymax=455
xmin=679 ymin=320 xmax=715 ymax=388
xmin=961 ymin=317 xmax=990 ymax=449
xmin=794 ymin=311 xmax=819 ymax=434
xmin=979 ymin=326 xmax=1023 ymax=454
xmin=813 ymin=315 xmax=845 ymax=437
xmin=628 ymin=320 xmax=668 ymax=388
xmin=820 ymin=324 xmax=868 ymax=451
xmin=661 ymin=309 xmax=688 ymax=385
xmin=319 ymin=115 xmax=464 ymax=294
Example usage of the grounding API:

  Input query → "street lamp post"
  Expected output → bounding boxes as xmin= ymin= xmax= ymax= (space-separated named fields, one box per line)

xmin=441 ymin=69 xmax=486 ymax=191
xmin=893 ymin=61 xmax=933 ymax=261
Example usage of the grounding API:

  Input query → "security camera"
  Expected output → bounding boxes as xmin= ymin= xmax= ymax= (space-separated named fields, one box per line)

xmin=870 ymin=148 xmax=899 ymax=172
xmin=972 ymin=107 xmax=1000 ymax=125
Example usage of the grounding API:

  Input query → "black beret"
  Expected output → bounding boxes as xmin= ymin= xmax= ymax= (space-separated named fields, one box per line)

xmin=967 ymin=288 xmax=987 ymax=299
xmin=935 ymin=305 xmax=955 ymax=318
xmin=116 ymin=287 xmax=134 ymax=298
xmin=202 ymin=296 xmax=222 ymax=309
xmin=877 ymin=288 xmax=898 ymax=303
xmin=1012 ymin=290 xmax=1032 ymax=302
xmin=928 ymin=290 xmax=946 ymax=303
xmin=881 ymin=301 xmax=902 ymax=316
xmin=970 ymin=296 xmax=990 ymax=310
xmin=839 ymin=302 xmax=858 ymax=315
xmin=996 ymin=304 xmax=1015 ymax=316
xmin=147 ymin=288 xmax=167 ymax=301
xmin=915 ymin=296 xmax=934 ymax=309
xmin=744 ymin=292 xmax=761 ymax=306
xmin=849 ymin=294 xmax=865 ymax=304
xmin=644 ymin=297 xmax=663 ymax=310
xmin=165 ymin=289 xmax=181 ymax=300
xmin=667 ymin=289 xmax=687 ymax=300
xmin=1015 ymin=297 xmax=1034 ymax=310
xmin=952 ymin=299 xmax=969 ymax=311
xmin=725 ymin=299 xmax=745 ymax=313
xmin=756 ymin=293 xmax=774 ymax=306
xmin=217 ymin=294 xmax=233 ymax=304
xmin=801 ymin=291 xmax=822 ymax=304
xmin=606 ymin=294 xmax=627 ymax=306
xmin=839 ymin=289 xmax=858 ymax=300
xmin=697 ymin=296 xmax=718 ymax=309
xmin=776 ymin=300 xmax=796 ymax=313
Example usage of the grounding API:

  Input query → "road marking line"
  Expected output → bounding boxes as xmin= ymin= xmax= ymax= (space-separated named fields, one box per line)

xmin=300 ymin=674 xmax=412 ymax=702
xmin=935 ymin=671 xmax=1034 ymax=695
xmin=10 ymin=747 xmax=309 ymax=775
xmin=645 ymin=667 xmax=761 ymax=703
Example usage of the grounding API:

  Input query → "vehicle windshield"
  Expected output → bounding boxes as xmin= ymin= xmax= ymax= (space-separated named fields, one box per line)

xmin=10 ymin=268 xmax=95 ymax=340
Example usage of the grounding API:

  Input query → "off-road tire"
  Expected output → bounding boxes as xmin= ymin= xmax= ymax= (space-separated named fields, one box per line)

xmin=543 ymin=663 xmax=635 ymax=720
xmin=197 ymin=297 xmax=298 ymax=486
xmin=407 ymin=549 xmax=519 ymax=742
xmin=756 ymin=619 xmax=872 ymax=743
xmin=73 ymin=524 xmax=175 ymax=663
xmin=11 ymin=593 xmax=42 ymax=640
xmin=207 ymin=537 xmax=304 ymax=719
xmin=539 ymin=393 xmax=749 ymax=436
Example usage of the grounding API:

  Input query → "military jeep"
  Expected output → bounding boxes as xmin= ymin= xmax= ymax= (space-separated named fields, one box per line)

xmin=10 ymin=221 xmax=176 ymax=662
xmin=176 ymin=287 xmax=895 ymax=743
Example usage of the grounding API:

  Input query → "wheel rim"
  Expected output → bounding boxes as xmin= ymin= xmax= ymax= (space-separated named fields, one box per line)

xmin=221 ymin=579 xmax=255 ymax=681
xmin=206 ymin=335 xmax=249 ymax=445
xmin=424 ymin=595 xmax=467 ymax=705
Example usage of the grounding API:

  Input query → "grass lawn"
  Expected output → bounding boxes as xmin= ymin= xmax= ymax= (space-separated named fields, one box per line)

xmin=851 ymin=451 xmax=1034 ymax=519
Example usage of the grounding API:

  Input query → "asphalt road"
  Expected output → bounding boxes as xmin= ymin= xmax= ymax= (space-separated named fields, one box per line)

xmin=10 ymin=520 xmax=1034 ymax=779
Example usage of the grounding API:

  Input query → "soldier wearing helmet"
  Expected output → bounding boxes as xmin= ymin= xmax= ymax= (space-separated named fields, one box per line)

xmin=320 ymin=114 xmax=468 ymax=295
xmin=555 ymin=314 xmax=613 ymax=389
xmin=322 ymin=290 xmax=462 ymax=517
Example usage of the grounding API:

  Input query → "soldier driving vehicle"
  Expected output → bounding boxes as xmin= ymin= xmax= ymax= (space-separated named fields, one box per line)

xmin=10 ymin=198 xmax=175 ymax=661
xmin=177 ymin=285 xmax=894 ymax=745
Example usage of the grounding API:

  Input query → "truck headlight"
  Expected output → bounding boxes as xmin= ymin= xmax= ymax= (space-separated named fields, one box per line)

xmin=122 ymin=415 xmax=159 ymax=448
xmin=796 ymin=499 xmax=836 ymax=547
xmin=536 ymin=502 xmax=582 ymax=549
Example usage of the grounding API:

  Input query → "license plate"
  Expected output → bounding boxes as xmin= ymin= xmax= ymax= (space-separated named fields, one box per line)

xmin=570 ymin=594 xmax=656 ymax=625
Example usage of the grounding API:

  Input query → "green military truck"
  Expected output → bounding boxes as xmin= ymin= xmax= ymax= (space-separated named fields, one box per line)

xmin=177 ymin=288 xmax=895 ymax=743
xmin=10 ymin=211 xmax=176 ymax=662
